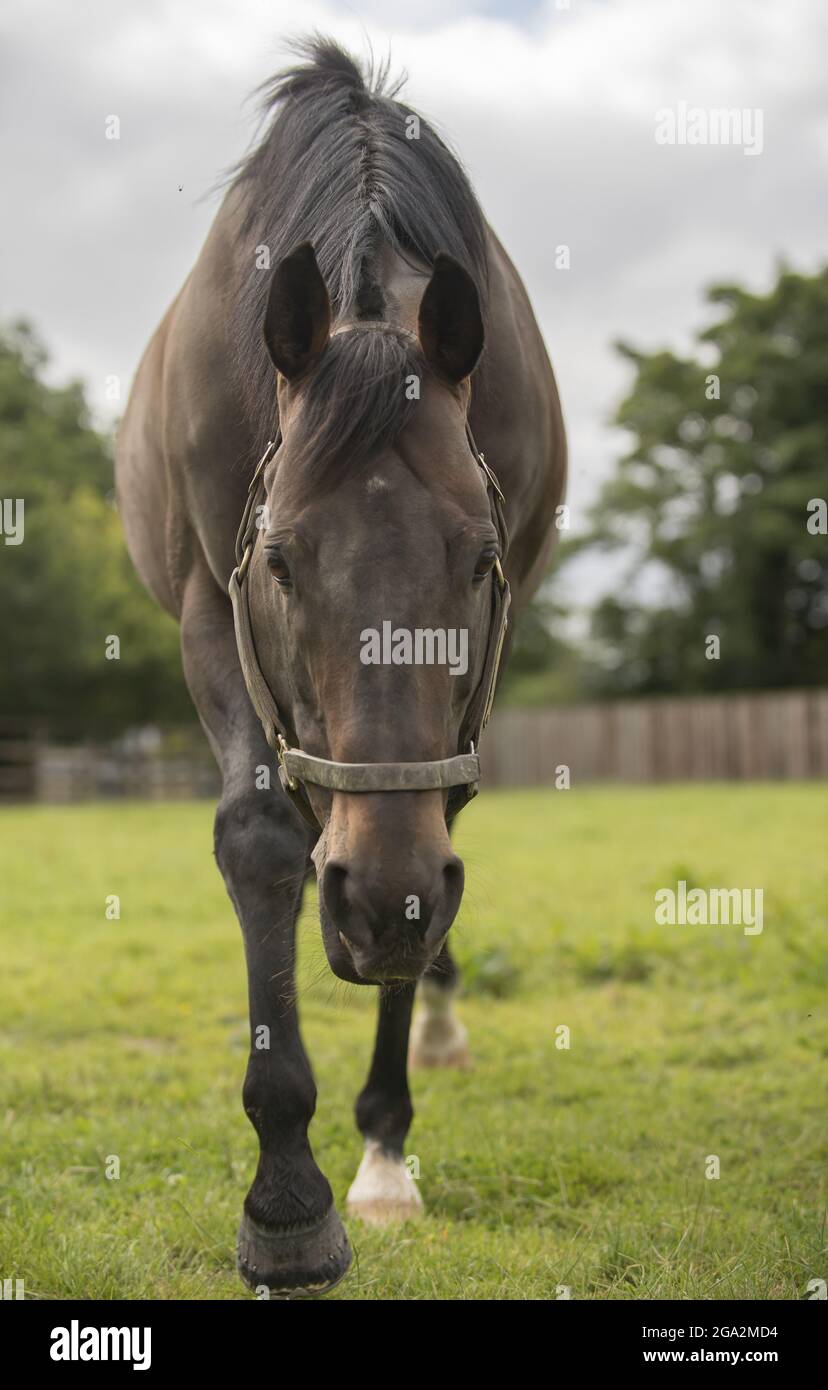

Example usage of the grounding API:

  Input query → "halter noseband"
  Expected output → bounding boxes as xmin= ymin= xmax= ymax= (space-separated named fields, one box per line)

xmin=228 ymin=422 xmax=511 ymax=829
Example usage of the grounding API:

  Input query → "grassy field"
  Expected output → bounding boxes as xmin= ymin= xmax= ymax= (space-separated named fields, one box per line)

xmin=0 ymin=785 xmax=825 ymax=1301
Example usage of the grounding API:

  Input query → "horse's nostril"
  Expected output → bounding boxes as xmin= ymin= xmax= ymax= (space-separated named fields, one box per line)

xmin=322 ymin=862 xmax=349 ymax=922
xmin=442 ymin=856 xmax=465 ymax=910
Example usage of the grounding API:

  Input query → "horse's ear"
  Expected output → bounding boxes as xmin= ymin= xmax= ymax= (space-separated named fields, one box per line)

xmin=263 ymin=242 xmax=331 ymax=380
xmin=417 ymin=252 xmax=484 ymax=384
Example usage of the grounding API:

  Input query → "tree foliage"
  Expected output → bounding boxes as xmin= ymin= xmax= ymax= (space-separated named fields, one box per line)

xmin=0 ymin=323 xmax=190 ymax=737
xmin=563 ymin=265 xmax=828 ymax=695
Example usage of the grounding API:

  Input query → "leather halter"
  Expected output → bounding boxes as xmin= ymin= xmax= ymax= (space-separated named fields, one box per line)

xmin=228 ymin=422 xmax=511 ymax=829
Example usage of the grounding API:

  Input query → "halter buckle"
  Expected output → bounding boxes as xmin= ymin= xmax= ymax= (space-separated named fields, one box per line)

xmin=276 ymin=735 xmax=299 ymax=792
xmin=236 ymin=543 xmax=253 ymax=583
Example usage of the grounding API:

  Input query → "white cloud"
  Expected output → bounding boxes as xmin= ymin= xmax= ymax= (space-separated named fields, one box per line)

xmin=1 ymin=0 xmax=825 ymax=602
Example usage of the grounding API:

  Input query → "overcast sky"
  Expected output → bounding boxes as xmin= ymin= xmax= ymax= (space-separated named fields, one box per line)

xmin=1 ymin=0 xmax=826 ymax=557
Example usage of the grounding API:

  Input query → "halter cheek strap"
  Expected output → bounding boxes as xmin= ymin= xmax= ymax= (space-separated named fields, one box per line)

xmin=228 ymin=424 xmax=511 ymax=829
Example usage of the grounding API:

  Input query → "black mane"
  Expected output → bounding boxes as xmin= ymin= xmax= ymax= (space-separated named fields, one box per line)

xmin=227 ymin=35 xmax=489 ymax=462
xmin=289 ymin=325 xmax=425 ymax=489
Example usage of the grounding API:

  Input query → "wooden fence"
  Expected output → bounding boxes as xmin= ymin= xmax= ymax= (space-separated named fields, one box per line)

xmin=30 ymin=744 xmax=220 ymax=802
xmin=1 ymin=690 xmax=826 ymax=802
xmin=481 ymin=689 xmax=828 ymax=784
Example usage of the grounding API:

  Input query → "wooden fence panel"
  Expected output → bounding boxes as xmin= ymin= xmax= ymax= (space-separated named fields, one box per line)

xmin=482 ymin=689 xmax=828 ymax=787
xmin=813 ymin=691 xmax=828 ymax=778
xmin=0 ymin=691 xmax=825 ymax=802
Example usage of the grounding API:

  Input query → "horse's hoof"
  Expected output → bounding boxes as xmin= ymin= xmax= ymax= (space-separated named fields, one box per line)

xmin=237 ymin=1204 xmax=352 ymax=1298
xmin=346 ymin=1140 xmax=424 ymax=1226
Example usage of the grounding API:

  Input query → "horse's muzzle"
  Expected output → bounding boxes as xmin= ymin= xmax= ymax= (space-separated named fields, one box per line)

xmin=318 ymin=853 xmax=464 ymax=983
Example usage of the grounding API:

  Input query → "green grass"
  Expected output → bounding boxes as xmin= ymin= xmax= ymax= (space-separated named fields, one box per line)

xmin=1 ymin=785 xmax=826 ymax=1300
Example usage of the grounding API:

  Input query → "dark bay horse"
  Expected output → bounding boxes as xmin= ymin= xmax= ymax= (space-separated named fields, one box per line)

xmin=116 ymin=37 xmax=565 ymax=1296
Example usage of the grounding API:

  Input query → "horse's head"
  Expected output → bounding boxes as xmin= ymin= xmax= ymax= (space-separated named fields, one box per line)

xmin=247 ymin=243 xmax=502 ymax=984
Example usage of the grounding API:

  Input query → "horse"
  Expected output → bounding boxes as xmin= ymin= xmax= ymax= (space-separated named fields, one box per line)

xmin=116 ymin=36 xmax=566 ymax=1297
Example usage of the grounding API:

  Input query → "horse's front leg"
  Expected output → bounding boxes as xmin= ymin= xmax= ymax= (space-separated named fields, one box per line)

xmin=181 ymin=566 xmax=351 ymax=1296
xmin=217 ymin=791 xmax=351 ymax=1295
xmin=346 ymin=946 xmax=469 ymax=1225
xmin=346 ymin=983 xmax=424 ymax=1225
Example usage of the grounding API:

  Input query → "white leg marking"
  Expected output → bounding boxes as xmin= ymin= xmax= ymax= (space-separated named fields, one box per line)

xmin=408 ymin=979 xmax=471 ymax=1069
xmin=346 ymin=1140 xmax=424 ymax=1226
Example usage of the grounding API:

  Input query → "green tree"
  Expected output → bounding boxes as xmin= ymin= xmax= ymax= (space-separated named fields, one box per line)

xmin=0 ymin=323 xmax=190 ymax=737
xmin=563 ymin=265 xmax=828 ymax=695
xmin=498 ymin=592 xmax=588 ymax=705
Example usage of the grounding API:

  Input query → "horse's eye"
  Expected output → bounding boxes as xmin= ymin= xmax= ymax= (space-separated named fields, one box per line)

xmin=473 ymin=549 xmax=497 ymax=581
xmin=266 ymin=549 xmax=292 ymax=587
